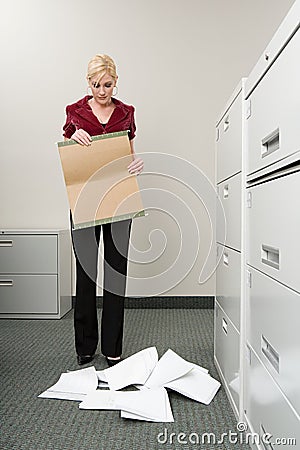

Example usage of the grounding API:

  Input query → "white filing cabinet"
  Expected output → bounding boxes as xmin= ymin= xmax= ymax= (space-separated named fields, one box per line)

xmin=215 ymin=80 xmax=246 ymax=417
xmin=0 ymin=229 xmax=72 ymax=319
xmin=243 ymin=1 xmax=300 ymax=446
xmin=215 ymin=1 xmax=300 ymax=444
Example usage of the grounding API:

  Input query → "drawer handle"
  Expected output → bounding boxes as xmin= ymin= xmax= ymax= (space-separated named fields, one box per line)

xmin=261 ymin=335 xmax=279 ymax=373
xmin=0 ymin=280 xmax=13 ymax=287
xmin=261 ymin=128 xmax=280 ymax=158
xmin=0 ymin=240 xmax=13 ymax=247
xmin=260 ymin=423 xmax=274 ymax=450
xmin=222 ymin=318 xmax=228 ymax=335
xmin=261 ymin=244 xmax=280 ymax=270
xmin=223 ymin=115 xmax=230 ymax=132
xmin=223 ymin=252 xmax=229 ymax=266
xmin=223 ymin=184 xmax=229 ymax=199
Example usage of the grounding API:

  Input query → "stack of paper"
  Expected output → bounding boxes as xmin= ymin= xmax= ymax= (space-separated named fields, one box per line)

xmin=79 ymin=388 xmax=174 ymax=422
xmin=38 ymin=347 xmax=221 ymax=422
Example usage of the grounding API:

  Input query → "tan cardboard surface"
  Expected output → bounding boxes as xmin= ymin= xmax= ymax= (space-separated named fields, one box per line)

xmin=57 ymin=132 xmax=144 ymax=229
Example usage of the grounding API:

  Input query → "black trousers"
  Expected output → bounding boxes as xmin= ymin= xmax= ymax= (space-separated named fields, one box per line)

xmin=71 ymin=219 xmax=132 ymax=357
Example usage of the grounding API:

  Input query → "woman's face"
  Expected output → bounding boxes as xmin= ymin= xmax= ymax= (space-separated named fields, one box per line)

xmin=89 ymin=73 xmax=117 ymax=106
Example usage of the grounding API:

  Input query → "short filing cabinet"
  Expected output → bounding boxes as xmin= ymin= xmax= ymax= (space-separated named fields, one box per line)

xmin=0 ymin=229 xmax=72 ymax=319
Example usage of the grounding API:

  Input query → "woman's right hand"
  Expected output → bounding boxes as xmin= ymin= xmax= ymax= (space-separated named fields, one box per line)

xmin=71 ymin=129 xmax=92 ymax=146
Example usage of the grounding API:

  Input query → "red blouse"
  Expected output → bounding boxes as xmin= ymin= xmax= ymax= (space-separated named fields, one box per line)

xmin=63 ymin=96 xmax=136 ymax=140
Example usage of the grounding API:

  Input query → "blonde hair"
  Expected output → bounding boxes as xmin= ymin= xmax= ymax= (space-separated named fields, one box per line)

xmin=87 ymin=54 xmax=117 ymax=83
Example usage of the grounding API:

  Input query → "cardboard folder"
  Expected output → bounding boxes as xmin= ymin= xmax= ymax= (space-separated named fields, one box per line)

xmin=57 ymin=131 xmax=144 ymax=229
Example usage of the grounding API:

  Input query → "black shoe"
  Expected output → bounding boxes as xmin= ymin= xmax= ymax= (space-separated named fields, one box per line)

xmin=106 ymin=357 xmax=122 ymax=367
xmin=77 ymin=354 xmax=94 ymax=365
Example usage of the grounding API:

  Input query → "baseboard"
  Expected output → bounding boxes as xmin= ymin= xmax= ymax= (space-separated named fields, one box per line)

xmin=71 ymin=296 xmax=214 ymax=309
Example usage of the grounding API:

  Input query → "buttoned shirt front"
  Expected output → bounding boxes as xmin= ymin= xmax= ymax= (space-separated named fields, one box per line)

xmin=63 ymin=96 xmax=136 ymax=140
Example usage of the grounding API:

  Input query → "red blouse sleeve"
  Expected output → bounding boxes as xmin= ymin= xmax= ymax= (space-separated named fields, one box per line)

xmin=62 ymin=105 xmax=76 ymax=139
xmin=129 ymin=106 xmax=136 ymax=140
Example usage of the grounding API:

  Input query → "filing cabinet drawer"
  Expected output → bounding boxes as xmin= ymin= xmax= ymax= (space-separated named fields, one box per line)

xmin=247 ymin=170 xmax=300 ymax=293
xmin=214 ymin=301 xmax=239 ymax=411
xmin=216 ymin=90 xmax=242 ymax=183
xmin=0 ymin=275 xmax=58 ymax=314
xmin=247 ymin=29 xmax=300 ymax=176
xmin=216 ymin=244 xmax=241 ymax=330
xmin=247 ymin=266 xmax=300 ymax=415
xmin=245 ymin=0 xmax=300 ymax=98
xmin=245 ymin=347 xmax=300 ymax=449
xmin=0 ymin=234 xmax=57 ymax=274
xmin=217 ymin=172 xmax=241 ymax=250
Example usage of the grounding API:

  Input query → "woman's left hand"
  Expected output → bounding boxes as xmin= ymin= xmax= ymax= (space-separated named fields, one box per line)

xmin=128 ymin=157 xmax=144 ymax=175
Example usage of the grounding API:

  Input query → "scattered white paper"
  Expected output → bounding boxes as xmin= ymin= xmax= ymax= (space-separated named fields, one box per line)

xmin=38 ymin=347 xmax=221 ymax=421
xmin=96 ymin=347 xmax=158 ymax=391
xmin=165 ymin=366 xmax=221 ymax=405
xmin=38 ymin=366 xmax=98 ymax=401
xmin=144 ymin=349 xmax=194 ymax=388
xmin=79 ymin=387 xmax=174 ymax=422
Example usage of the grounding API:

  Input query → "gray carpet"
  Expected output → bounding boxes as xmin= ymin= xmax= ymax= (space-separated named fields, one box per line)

xmin=0 ymin=308 xmax=250 ymax=450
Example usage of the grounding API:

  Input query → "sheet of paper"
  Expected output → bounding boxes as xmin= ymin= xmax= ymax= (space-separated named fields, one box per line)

xmin=165 ymin=367 xmax=221 ymax=405
xmin=38 ymin=366 xmax=98 ymax=401
xmin=38 ymin=391 xmax=86 ymax=402
xmin=98 ymin=381 xmax=109 ymax=389
xmin=79 ymin=388 xmax=174 ymax=422
xmin=96 ymin=347 xmax=158 ymax=391
xmin=120 ymin=389 xmax=174 ymax=422
xmin=117 ymin=388 xmax=172 ymax=422
xmin=57 ymin=132 xmax=144 ymax=229
xmin=79 ymin=390 xmax=118 ymax=410
xmin=228 ymin=374 xmax=240 ymax=394
xmin=96 ymin=371 xmax=107 ymax=383
xmin=144 ymin=349 xmax=194 ymax=388
xmin=190 ymin=363 xmax=209 ymax=374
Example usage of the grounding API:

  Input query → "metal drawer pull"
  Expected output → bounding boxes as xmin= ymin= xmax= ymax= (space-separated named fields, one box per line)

xmin=261 ymin=128 xmax=279 ymax=158
xmin=223 ymin=115 xmax=230 ymax=132
xmin=0 ymin=280 xmax=13 ymax=287
xmin=222 ymin=318 xmax=228 ymax=335
xmin=261 ymin=244 xmax=280 ymax=269
xmin=0 ymin=240 xmax=13 ymax=247
xmin=260 ymin=423 xmax=274 ymax=450
xmin=223 ymin=184 xmax=229 ymax=198
xmin=261 ymin=335 xmax=279 ymax=373
xmin=223 ymin=252 xmax=229 ymax=266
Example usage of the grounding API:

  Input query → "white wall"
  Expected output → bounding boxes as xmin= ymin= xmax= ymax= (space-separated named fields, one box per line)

xmin=0 ymin=0 xmax=295 ymax=296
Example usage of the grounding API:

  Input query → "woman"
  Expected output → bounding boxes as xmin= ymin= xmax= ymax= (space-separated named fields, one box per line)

xmin=63 ymin=54 xmax=143 ymax=366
